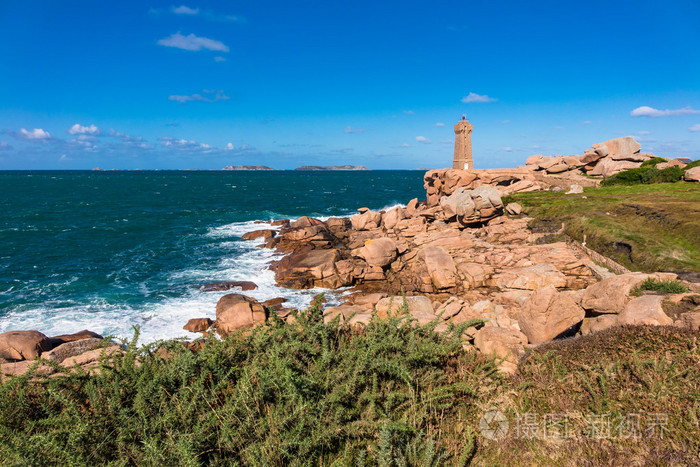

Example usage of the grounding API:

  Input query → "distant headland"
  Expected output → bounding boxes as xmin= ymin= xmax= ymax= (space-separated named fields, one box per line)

xmin=222 ymin=165 xmax=278 ymax=171
xmin=293 ymin=165 xmax=369 ymax=171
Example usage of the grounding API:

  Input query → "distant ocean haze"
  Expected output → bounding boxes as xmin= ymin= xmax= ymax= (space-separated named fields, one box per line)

xmin=0 ymin=170 xmax=424 ymax=342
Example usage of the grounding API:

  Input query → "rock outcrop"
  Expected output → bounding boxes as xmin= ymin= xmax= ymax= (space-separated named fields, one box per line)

xmin=685 ymin=166 xmax=700 ymax=182
xmin=215 ymin=294 xmax=267 ymax=337
xmin=0 ymin=330 xmax=52 ymax=361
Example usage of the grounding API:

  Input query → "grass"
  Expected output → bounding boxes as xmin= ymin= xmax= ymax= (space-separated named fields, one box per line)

xmin=505 ymin=183 xmax=700 ymax=274
xmin=479 ymin=326 xmax=700 ymax=465
xmin=631 ymin=278 xmax=690 ymax=296
xmin=1 ymin=300 xmax=698 ymax=465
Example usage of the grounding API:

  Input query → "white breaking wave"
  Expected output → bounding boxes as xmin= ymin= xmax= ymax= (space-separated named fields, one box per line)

xmin=0 ymin=219 xmax=350 ymax=343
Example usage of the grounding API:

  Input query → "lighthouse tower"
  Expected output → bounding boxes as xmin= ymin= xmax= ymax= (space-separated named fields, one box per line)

xmin=453 ymin=115 xmax=473 ymax=170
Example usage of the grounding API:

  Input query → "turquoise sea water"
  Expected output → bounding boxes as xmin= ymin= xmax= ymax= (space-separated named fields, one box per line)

xmin=0 ymin=170 xmax=425 ymax=342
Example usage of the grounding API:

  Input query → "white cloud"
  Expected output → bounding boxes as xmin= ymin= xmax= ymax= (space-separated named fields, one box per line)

xmin=0 ymin=141 xmax=12 ymax=151
xmin=503 ymin=146 xmax=513 ymax=151
xmin=225 ymin=143 xmax=235 ymax=150
xmin=344 ymin=126 xmax=366 ymax=134
xmin=635 ymin=131 xmax=652 ymax=135
xmin=68 ymin=123 xmax=100 ymax=135
xmin=689 ymin=124 xmax=700 ymax=132
xmin=501 ymin=120 xmax=511 ymax=124
xmin=16 ymin=128 xmax=52 ymax=140
xmin=400 ymin=143 xmax=410 ymax=148
xmin=630 ymin=106 xmax=700 ymax=117
xmin=415 ymin=136 xmax=431 ymax=144
xmin=68 ymin=135 xmax=99 ymax=151
xmin=59 ymin=154 xmax=71 ymax=161
xmin=461 ymin=92 xmax=497 ymax=103
xmin=173 ymin=5 xmax=199 ymax=15
xmin=403 ymin=110 xmax=414 ymax=115
xmin=159 ymin=136 xmax=213 ymax=151
xmin=435 ymin=122 xmax=445 ymax=127
xmin=581 ymin=120 xmax=592 ymax=125
xmin=157 ymin=32 xmax=229 ymax=52
xmin=168 ymin=90 xmax=230 ymax=103
xmin=214 ymin=56 xmax=227 ymax=62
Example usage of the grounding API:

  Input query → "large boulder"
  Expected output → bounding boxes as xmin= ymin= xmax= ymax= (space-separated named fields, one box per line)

xmin=355 ymin=237 xmax=397 ymax=268
xmin=275 ymin=224 xmax=336 ymax=251
xmin=581 ymin=149 xmax=605 ymax=165
xmin=382 ymin=206 xmax=405 ymax=230
xmin=546 ymin=163 xmax=570 ymax=174
xmin=215 ymin=294 xmax=267 ymax=337
xmin=183 ymin=318 xmax=214 ymax=333
xmin=685 ymin=166 xmax=700 ymax=182
xmin=351 ymin=210 xmax=382 ymax=231
xmin=617 ymin=295 xmax=673 ymax=326
xmin=587 ymin=158 xmax=640 ymax=177
xmin=470 ymin=185 xmax=504 ymax=214
xmin=48 ymin=330 xmax=103 ymax=347
xmin=439 ymin=187 xmax=475 ymax=219
xmin=518 ymin=287 xmax=585 ymax=344
xmin=439 ymin=185 xmax=503 ymax=224
xmin=580 ymin=273 xmax=652 ymax=314
xmin=593 ymin=137 xmax=641 ymax=156
xmin=43 ymin=338 xmax=106 ymax=363
xmin=0 ymin=330 xmax=52 ymax=361
xmin=272 ymin=247 xmax=342 ymax=289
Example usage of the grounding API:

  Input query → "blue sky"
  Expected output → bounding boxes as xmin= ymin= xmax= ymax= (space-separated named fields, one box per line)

xmin=1 ymin=0 xmax=699 ymax=170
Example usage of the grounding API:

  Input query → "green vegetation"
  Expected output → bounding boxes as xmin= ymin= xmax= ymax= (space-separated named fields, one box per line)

xmin=1 ymin=302 xmax=699 ymax=465
xmin=601 ymin=159 xmax=699 ymax=187
xmin=508 ymin=183 xmax=700 ymax=273
xmin=601 ymin=166 xmax=684 ymax=186
xmin=479 ymin=326 xmax=700 ymax=465
xmin=0 ymin=302 xmax=495 ymax=465
xmin=631 ymin=278 xmax=690 ymax=296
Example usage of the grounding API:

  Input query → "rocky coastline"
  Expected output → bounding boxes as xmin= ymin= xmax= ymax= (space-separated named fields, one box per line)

xmin=3 ymin=136 xmax=699 ymax=379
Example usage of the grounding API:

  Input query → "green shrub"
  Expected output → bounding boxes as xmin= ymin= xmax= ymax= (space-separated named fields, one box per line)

xmin=631 ymin=277 xmax=690 ymax=296
xmin=0 ymin=302 xmax=496 ymax=465
xmin=602 ymin=167 xmax=651 ymax=186
xmin=602 ymin=166 xmax=684 ymax=186
xmin=651 ymin=166 xmax=685 ymax=183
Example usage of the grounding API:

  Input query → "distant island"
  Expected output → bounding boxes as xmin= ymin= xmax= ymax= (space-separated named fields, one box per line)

xmin=293 ymin=165 xmax=369 ymax=171
xmin=222 ymin=165 xmax=277 ymax=171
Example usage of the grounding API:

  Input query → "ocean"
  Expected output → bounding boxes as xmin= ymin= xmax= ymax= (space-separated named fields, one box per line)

xmin=0 ymin=170 xmax=425 ymax=342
